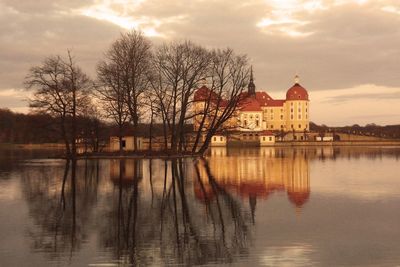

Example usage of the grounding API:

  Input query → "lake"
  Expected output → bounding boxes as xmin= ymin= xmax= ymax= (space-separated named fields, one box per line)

xmin=0 ymin=146 xmax=400 ymax=266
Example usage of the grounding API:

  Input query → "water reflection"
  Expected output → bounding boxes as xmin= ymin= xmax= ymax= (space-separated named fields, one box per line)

xmin=204 ymin=147 xmax=310 ymax=211
xmin=20 ymin=159 xmax=100 ymax=260
xmin=103 ymin=158 xmax=252 ymax=265
xmin=4 ymin=146 xmax=400 ymax=266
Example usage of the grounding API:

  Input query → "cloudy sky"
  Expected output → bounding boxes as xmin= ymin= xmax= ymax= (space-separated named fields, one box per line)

xmin=0 ymin=0 xmax=399 ymax=126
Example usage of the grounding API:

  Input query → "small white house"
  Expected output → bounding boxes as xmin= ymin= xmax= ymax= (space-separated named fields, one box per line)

xmin=315 ymin=136 xmax=334 ymax=142
xmin=109 ymin=136 xmax=145 ymax=151
xmin=259 ymin=131 xmax=275 ymax=146
xmin=210 ymin=135 xmax=227 ymax=147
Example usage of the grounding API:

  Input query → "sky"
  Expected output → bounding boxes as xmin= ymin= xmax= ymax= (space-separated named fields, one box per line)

xmin=0 ymin=0 xmax=399 ymax=126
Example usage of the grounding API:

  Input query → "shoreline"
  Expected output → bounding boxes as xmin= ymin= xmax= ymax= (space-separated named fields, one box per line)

xmin=2 ymin=141 xmax=400 ymax=160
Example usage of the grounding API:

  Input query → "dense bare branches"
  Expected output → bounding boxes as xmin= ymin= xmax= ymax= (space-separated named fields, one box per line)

xmin=194 ymin=49 xmax=250 ymax=153
xmin=25 ymin=52 xmax=92 ymax=157
xmin=25 ymin=34 xmax=249 ymax=155
xmin=96 ymin=30 xmax=152 ymax=151
xmin=150 ymin=41 xmax=212 ymax=152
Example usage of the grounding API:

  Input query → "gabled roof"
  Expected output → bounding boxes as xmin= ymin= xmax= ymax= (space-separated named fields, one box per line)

xmin=240 ymin=97 xmax=262 ymax=112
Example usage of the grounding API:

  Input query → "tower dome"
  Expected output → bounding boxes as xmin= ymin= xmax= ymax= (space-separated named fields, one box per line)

xmin=286 ymin=75 xmax=309 ymax=101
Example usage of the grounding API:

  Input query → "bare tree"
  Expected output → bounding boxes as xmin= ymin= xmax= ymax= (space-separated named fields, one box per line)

xmin=193 ymin=48 xmax=250 ymax=154
xmin=96 ymin=61 xmax=129 ymax=152
xmin=149 ymin=41 xmax=211 ymax=153
xmin=101 ymin=30 xmax=152 ymax=151
xmin=25 ymin=52 xmax=92 ymax=158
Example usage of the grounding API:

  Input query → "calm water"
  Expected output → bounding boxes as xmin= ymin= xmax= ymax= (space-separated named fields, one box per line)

xmin=1 ymin=146 xmax=400 ymax=266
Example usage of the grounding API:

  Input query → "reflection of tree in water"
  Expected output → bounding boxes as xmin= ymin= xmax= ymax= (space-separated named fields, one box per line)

xmin=20 ymin=159 xmax=100 ymax=259
xmin=100 ymin=158 xmax=252 ymax=266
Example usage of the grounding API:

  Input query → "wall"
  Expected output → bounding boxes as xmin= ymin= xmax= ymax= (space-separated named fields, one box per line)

xmin=285 ymin=100 xmax=310 ymax=132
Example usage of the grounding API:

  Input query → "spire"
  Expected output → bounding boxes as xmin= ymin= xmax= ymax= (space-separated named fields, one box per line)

xmin=294 ymin=74 xmax=300 ymax=84
xmin=248 ymin=66 xmax=256 ymax=96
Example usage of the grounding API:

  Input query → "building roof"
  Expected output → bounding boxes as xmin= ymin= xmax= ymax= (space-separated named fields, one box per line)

xmin=265 ymin=99 xmax=286 ymax=107
xmin=193 ymin=85 xmax=216 ymax=102
xmin=260 ymin=130 xmax=274 ymax=136
xmin=194 ymin=85 xmax=228 ymax=107
xmin=240 ymin=97 xmax=262 ymax=112
xmin=193 ymin=77 xmax=309 ymax=112
xmin=255 ymin=91 xmax=273 ymax=105
xmin=286 ymin=83 xmax=309 ymax=101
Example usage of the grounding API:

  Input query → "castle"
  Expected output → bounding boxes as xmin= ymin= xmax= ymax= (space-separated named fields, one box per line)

xmin=193 ymin=69 xmax=310 ymax=144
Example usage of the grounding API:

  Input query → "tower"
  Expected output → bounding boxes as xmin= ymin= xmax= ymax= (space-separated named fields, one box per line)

xmin=285 ymin=74 xmax=310 ymax=134
xmin=248 ymin=66 xmax=256 ymax=96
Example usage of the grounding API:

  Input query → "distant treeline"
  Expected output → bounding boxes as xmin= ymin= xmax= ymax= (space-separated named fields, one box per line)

xmin=0 ymin=108 xmax=193 ymax=145
xmin=0 ymin=108 xmax=59 ymax=143
xmin=310 ymin=122 xmax=400 ymax=139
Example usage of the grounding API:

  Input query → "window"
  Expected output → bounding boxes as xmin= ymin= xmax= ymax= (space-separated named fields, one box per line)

xmin=121 ymin=140 xmax=126 ymax=148
xmin=291 ymin=124 xmax=294 ymax=128
xmin=298 ymin=124 xmax=302 ymax=129
xmin=244 ymin=120 xmax=247 ymax=126
xmin=256 ymin=120 xmax=259 ymax=126
xmin=280 ymin=115 xmax=283 ymax=120
xmin=269 ymin=137 xmax=272 ymax=141
xmin=291 ymin=108 xmax=293 ymax=112
xmin=271 ymin=116 xmax=273 ymax=120
xmin=281 ymin=109 xmax=283 ymax=113
xmin=270 ymin=125 xmax=273 ymax=129
xmin=281 ymin=125 xmax=284 ymax=129
xmin=298 ymin=115 xmax=301 ymax=119
xmin=243 ymin=134 xmax=247 ymax=140
xmin=271 ymin=109 xmax=273 ymax=113
xmin=306 ymin=108 xmax=308 ymax=112
xmin=291 ymin=115 xmax=294 ymax=120
xmin=263 ymin=137 xmax=266 ymax=141
xmin=214 ymin=137 xmax=217 ymax=141
xmin=220 ymin=137 xmax=223 ymax=141
xmin=291 ymin=102 xmax=294 ymax=106
xmin=300 ymin=136 xmax=304 ymax=140
xmin=294 ymin=136 xmax=297 ymax=140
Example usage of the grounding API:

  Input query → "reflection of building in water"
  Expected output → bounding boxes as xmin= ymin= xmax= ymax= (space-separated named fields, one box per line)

xmin=196 ymin=147 xmax=310 ymax=211
xmin=110 ymin=159 xmax=143 ymax=186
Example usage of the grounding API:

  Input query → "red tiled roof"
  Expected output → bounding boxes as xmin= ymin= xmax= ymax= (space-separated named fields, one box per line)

xmin=240 ymin=97 xmax=262 ymax=112
xmin=194 ymin=86 xmax=287 ymax=111
xmin=260 ymin=130 xmax=274 ymax=136
xmin=255 ymin=91 xmax=273 ymax=106
xmin=194 ymin=86 xmax=228 ymax=107
xmin=194 ymin=86 xmax=216 ymax=102
xmin=265 ymin=99 xmax=285 ymax=107
xmin=286 ymin=83 xmax=309 ymax=101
